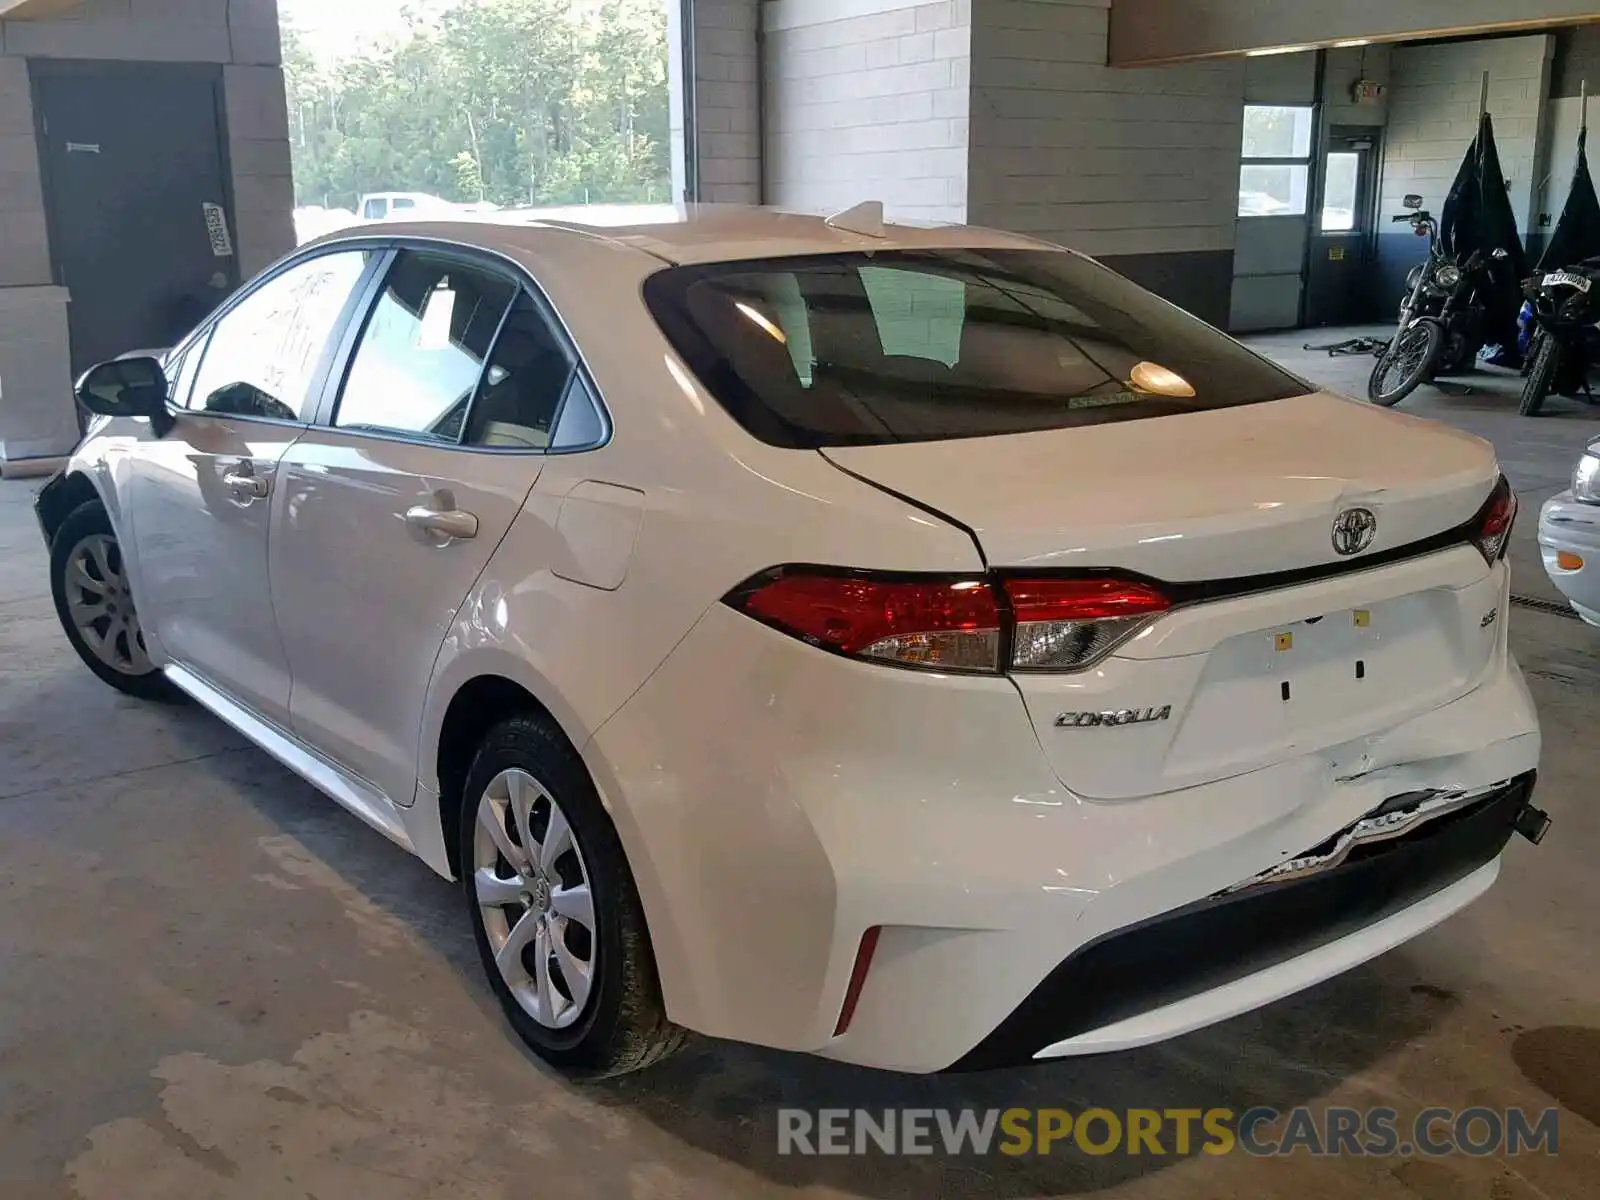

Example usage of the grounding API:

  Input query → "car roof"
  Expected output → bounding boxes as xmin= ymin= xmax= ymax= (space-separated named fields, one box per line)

xmin=310 ymin=203 xmax=1056 ymax=269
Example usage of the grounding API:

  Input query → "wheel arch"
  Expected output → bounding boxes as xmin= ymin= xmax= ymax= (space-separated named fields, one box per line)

xmin=421 ymin=656 xmax=695 ymax=1028
xmin=36 ymin=470 xmax=107 ymax=546
xmin=432 ymin=672 xmax=569 ymax=880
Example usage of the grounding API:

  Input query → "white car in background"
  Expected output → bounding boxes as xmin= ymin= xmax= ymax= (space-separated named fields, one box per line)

xmin=1539 ymin=439 xmax=1600 ymax=624
xmin=293 ymin=205 xmax=359 ymax=245
xmin=38 ymin=205 xmax=1547 ymax=1078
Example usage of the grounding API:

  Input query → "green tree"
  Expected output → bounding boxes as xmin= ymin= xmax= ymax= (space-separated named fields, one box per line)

xmin=283 ymin=0 xmax=672 ymax=212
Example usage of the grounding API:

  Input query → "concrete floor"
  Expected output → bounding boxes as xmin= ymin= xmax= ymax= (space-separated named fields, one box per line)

xmin=2 ymin=343 xmax=1598 ymax=1198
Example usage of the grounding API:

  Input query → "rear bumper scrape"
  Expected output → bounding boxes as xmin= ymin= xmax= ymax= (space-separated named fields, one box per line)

xmin=952 ymin=771 xmax=1539 ymax=1071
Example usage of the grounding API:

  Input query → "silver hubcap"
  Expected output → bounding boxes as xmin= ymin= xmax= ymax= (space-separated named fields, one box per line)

xmin=63 ymin=534 xmax=153 ymax=676
xmin=473 ymin=768 xmax=596 ymax=1030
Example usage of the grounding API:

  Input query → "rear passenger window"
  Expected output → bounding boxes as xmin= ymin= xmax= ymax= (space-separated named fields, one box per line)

xmin=334 ymin=251 xmax=516 ymax=441
xmin=464 ymin=292 xmax=576 ymax=449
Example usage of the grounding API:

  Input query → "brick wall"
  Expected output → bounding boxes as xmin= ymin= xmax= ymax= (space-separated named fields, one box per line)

xmin=764 ymin=0 xmax=971 ymax=223
xmin=690 ymin=0 xmax=761 ymax=203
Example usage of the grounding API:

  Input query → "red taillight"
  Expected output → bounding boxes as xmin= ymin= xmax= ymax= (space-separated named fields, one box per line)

xmin=733 ymin=570 xmax=1002 ymax=671
xmin=725 ymin=569 xmax=1169 ymax=673
xmin=1471 ymin=476 xmax=1516 ymax=564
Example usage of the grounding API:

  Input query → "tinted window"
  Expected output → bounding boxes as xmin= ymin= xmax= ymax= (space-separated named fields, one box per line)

xmin=189 ymin=250 xmax=371 ymax=420
xmin=643 ymin=249 xmax=1308 ymax=448
xmin=551 ymin=373 xmax=605 ymax=449
xmin=463 ymin=292 xmax=575 ymax=449
xmin=334 ymin=251 xmax=516 ymax=441
xmin=363 ymin=199 xmax=387 ymax=220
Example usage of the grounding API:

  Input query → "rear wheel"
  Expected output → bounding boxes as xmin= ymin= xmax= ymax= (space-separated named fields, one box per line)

xmin=459 ymin=714 xmax=687 ymax=1078
xmin=1368 ymin=321 xmax=1442 ymax=406
xmin=1519 ymin=333 xmax=1559 ymax=417
xmin=49 ymin=501 xmax=179 ymax=702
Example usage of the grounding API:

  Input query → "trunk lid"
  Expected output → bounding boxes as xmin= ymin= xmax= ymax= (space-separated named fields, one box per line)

xmin=822 ymin=393 xmax=1496 ymax=579
xmin=823 ymin=393 xmax=1506 ymax=800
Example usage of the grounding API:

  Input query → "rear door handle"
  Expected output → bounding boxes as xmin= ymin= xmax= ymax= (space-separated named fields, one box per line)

xmin=405 ymin=505 xmax=479 ymax=542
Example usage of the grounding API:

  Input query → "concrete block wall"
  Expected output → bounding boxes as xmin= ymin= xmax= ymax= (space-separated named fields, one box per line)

xmin=1376 ymin=35 xmax=1555 ymax=307
xmin=967 ymin=0 xmax=1245 ymax=325
xmin=1381 ymin=35 xmax=1555 ymax=234
xmin=691 ymin=0 xmax=761 ymax=203
xmin=764 ymin=0 xmax=971 ymax=223
xmin=0 ymin=0 xmax=294 ymax=467
xmin=1539 ymin=27 xmax=1600 ymax=251
xmin=0 ymin=55 xmax=48 ymax=288
xmin=0 ymin=284 xmax=75 ymax=463
xmin=0 ymin=0 xmax=294 ymax=278
xmin=1324 ymin=43 xmax=1392 ymax=129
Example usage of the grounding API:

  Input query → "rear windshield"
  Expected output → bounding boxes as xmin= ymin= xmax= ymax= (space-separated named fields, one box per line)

xmin=643 ymin=248 xmax=1308 ymax=448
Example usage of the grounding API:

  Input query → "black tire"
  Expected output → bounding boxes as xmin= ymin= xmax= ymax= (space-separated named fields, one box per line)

xmin=49 ymin=500 xmax=181 ymax=703
xmin=458 ymin=714 xmax=687 ymax=1078
xmin=1368 ymin=321 xmax=1443 ymax=406
xmin=1519 ymin=334 xmax=1559 ymax=417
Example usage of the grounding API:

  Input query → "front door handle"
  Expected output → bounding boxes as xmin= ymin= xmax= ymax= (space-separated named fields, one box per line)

xmin=405 ymin=504 xmax=479 ymax=542
xmin=222 ymin=465 xmax=270 ymax=502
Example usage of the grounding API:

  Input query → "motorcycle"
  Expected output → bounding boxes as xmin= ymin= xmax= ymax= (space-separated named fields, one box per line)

xmin=1368 ymin=194 xmax=1511 ymax=406
xmin=1518 ymin=258 xmax=1600 ymax=416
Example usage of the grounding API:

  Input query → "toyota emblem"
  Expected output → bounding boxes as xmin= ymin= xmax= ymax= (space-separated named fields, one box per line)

xmin=1332 ymin=507 xmax=1378 ymax=556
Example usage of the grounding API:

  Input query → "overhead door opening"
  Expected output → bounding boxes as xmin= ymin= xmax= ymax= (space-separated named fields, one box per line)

xmin=279 ymin=0 xmax=684 ymax=243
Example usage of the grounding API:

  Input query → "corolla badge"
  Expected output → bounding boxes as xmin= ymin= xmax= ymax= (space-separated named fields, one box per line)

xmin=1055 ymin=706 xmax=1172 ymax=729
xmin=1331 ymin=507 xmax=1378 ymax=556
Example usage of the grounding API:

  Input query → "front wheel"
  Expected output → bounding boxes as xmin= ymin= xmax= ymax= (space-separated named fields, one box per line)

xmin=1519 ymin=333 xmax=1560 ymax=417
xmin=459 ymin=714 xmax=687 ymax=1078
xmin=1368 ymin=321 xmax=1443 ymax=406
xmin=49 ymin=500 xmax=180 ymax=702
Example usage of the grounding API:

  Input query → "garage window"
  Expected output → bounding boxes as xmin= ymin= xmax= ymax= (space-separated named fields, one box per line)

xmin=1239 ymin=105 xmax=1315 ymax=217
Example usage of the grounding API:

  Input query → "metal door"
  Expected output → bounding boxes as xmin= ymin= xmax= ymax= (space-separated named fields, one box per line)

xmin=31 ymin=60 xmax=238 ymax=372
xmin=123 ymin=248 xmax=375 ymax=727
xmin=1306 ymin=129 xmax=1380 ymax=327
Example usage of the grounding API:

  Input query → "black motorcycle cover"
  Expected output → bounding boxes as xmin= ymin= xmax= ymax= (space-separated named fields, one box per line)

xmin=1441 ymin=112 xmax=1526 ymax=348
xmin=1538 ymin=126 xmax=1600 ymax=271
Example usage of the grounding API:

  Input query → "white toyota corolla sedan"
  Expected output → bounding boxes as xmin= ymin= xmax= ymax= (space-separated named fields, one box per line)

xmin=39 ymin=205 xmax=1548 ymax=1077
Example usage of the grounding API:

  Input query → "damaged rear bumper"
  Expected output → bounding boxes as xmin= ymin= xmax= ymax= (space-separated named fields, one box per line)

xmin=955 ymin=771 xmax=1540 ymax=1069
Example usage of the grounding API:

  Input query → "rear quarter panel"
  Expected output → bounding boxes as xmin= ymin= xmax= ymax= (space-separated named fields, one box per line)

xmin=414 ymin=229 xmax=985 ymax=808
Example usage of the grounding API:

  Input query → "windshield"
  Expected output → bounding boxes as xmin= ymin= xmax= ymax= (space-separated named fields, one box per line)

xmin=643 ymin=248 xmax=1309 ymax=449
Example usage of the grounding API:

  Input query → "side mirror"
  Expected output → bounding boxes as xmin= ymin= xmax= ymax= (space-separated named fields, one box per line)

xmin=75 ymin=356 xmax=175 ymax=437
xmin=1403 ymin=193 xmax=1424 ymax=210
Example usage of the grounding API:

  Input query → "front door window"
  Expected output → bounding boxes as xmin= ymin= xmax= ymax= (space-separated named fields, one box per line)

xmin=187 ymin=250 xmax=373 ymax=421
